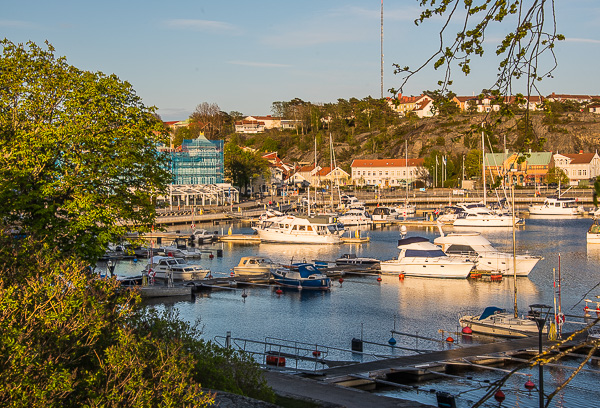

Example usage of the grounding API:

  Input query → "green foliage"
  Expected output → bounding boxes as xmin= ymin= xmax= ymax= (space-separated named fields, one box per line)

xmin=0 ymin=246 xmax=214 ymax=407
xmin=0 ymin=40 xmax=172 ymax=265
xmin=546 ymin=167 xmax=569 ymax=185
xmin=224 ymin=142 xmax=270 ymax=192
xmin=171 ymin=125 xmax=191 ymax=148
xmin=594 ymin=178 xmax=600 ymax=208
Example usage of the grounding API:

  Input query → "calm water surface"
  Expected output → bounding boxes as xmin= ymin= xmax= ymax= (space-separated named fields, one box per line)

xmin=110 ymin=216 xmax=600 ymax=407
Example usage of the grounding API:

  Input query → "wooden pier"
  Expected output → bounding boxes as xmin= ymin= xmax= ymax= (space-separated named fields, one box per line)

xmin=318 ymin=335 xmax=545 ymax=382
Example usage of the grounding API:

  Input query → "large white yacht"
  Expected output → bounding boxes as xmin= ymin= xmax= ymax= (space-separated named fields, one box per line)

xmin=433 ymin=229 xmax=541 ymax=276
xmin=251 ymin=214 xmax=345 ymax=244
xmin=528 ymin=196 xmax=584 ymax=216
xmin=452 ymin=203 xmax=522 ymax=227
xmin=380 ymin=236 xmax=474 ymax=278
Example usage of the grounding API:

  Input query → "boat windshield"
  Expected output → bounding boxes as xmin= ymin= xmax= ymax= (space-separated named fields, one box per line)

xmin=405 ymin=249 xmax=446 ymax=258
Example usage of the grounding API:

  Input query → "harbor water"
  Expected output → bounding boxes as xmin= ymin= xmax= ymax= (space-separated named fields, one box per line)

xmin=110 ymin=216 xmax=600 ymax=407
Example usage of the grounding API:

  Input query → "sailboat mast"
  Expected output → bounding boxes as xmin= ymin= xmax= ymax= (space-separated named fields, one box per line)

xmin=405 ymin=140 xmax=409 ymax=204
xmin=512 ymin=184 xmax=518 ymax=318
xmin=482 ymin=125 xmax=487 ymax=205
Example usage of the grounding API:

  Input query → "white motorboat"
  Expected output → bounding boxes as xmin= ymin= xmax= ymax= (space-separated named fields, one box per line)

xmin=528 ymin=196 xmax=584 ymax=216
xmin=233 ymin=256 xmax=280 ymax=276
xmin=337 ymin=208 xmax=373 ymax=226
xmin=452 ymin=203 xmax=522 ymax=227
xmin=251 ymin=214 xmax=345 ymax=244
xmin=193 ymin=229 xmax=216 ymax=243
xmin=433 ymin=227 xmax=541 ymax=276
xmin=460 ymin=306 xmax=546 ymax=338
xmin=587 ymin=219 xmax=600 ymax=244
xmin=371 ymin=206 xmax=398 ymax=221
xmin=380 ymin=236 xmax=474 ymax=278
xmin=145 ymin=255 xmax=211 ymax=281
xmin=394 ymin=203 xmax=416 ymax=217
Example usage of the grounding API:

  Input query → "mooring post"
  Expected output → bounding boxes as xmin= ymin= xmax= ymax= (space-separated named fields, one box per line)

xmin=225 ymin=331 xmax=231 ymax=348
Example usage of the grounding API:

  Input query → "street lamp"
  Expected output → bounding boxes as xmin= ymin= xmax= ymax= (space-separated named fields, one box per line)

xmin=529 ymin=303 xmax=553 ymax=408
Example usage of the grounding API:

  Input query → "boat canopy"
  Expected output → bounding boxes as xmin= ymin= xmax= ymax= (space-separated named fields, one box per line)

xmin=405 ymin=249 xmax=446 ymax=258
xmin=397 ymin=236 xmax=430 ymax=246
xmin=479 ymin=306 xmax=505 ymax=320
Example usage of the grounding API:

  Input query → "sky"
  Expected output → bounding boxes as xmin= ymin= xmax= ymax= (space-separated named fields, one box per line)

xmin=2 ymin=1 xmax=600 ymax=121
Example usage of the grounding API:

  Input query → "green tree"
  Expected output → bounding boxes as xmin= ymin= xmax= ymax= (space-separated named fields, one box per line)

xmin=224 ymin=142 xmax=270 ymax=194
xmin=0 ymin=242 xmax=274 ymax=406
xmin=546 ymin=167 xmax=569 ymax=185
xmin=0 ymin=40 xmax=172 ymax=264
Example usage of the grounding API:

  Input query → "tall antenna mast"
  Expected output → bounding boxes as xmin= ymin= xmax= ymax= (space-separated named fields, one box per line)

xmin=380 ymin=0 xmax=384 ymax=98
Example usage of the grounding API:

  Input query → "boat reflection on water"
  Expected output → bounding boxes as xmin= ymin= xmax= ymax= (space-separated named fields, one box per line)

xmin=271 ymin=285 xmax=332 ymax=301
xmin=377 ymin=274 xmax=540 ymax=312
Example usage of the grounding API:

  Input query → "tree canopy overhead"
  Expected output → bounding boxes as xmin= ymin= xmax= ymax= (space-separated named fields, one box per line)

xmin=392 ymin=1 xmax=563 ymax=97
xmin=0 ymin=40 xmax=173 ymax=264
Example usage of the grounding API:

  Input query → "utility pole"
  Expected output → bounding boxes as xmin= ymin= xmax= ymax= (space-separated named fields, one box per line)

xmin=380 ymin=0 xmax=384 ymax=98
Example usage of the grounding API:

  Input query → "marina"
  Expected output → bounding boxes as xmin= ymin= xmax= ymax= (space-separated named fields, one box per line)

xmin=106 ymin=214 xmax=600 ymax=407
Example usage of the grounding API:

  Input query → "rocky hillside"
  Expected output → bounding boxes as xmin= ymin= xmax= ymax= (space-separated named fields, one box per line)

xmin=283 ymin=112 xmax=600 ymax=168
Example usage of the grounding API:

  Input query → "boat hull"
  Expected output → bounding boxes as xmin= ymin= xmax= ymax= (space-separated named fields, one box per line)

xmin=254 ymin=230 xmax=341 ymax=244
xmin=380 ymin=259 xmax=473 ymax=278
xmin=475 ymin=254 xmax=541 ymax=277
xmin=453 ymin=217 xmax=517 ymax=227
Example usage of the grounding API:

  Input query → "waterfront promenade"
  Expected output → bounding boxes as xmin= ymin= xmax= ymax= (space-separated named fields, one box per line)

xmin=153 ymin=187 xmax=595 ymax=226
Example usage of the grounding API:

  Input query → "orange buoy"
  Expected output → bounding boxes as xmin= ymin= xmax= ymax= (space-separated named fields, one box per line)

xmin=377 ymin=276 xmax=382 ymax=282
xmin=398 ymin=273 xmax=405 ymax=280
xmin=446 ymin=336 xmax=454 ymax=343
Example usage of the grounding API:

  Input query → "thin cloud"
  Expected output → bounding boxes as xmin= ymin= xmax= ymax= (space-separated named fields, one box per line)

xmin=229 ymin=60 xmax=291 ymax=68
xmin=0 ymin=20 xmax=40 ymax=29
xmin=565 ymin=37 xmax=600 ymax=44
xmin=163 ymin=19 xmax=240 ymax=34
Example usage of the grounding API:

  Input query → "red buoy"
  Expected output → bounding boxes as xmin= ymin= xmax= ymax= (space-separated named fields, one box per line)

xmin=276 ymin=288 xmax=283 ymax=295
xmin=266 ymin=355 xmax=286 ymax=366
xmin=377 ymin=276 xmax=382 ymax=282
xmin=398 ymin=273 xmax=405 ymax=280
xmin=446 ymin=336 xmax=454 ymax=343
xmin=584 ymin=305 xmax=590 ymax=314
xmin=312 ymin=350 xmax=321 ymax=357
xmin=525 ymin=379 xmax=535 ymax=390
xmin=230 ymin=271 xmax=235 ymax=277
xmin=462 ymin=326 xmax=473 ymax=335
xmin=339 ymin=278 xmax=344 ymax=284
xmin=494 ymin=390 xmax=505 ymax=403
xmin=209 ymin=253 xmax=214 ymax=259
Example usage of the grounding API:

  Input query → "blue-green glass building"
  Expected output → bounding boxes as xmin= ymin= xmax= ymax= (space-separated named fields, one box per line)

xmin=170 ymin=136 xmax=224 ymax=185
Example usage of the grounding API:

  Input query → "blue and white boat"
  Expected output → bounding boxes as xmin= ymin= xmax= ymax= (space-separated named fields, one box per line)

xmin=271 ymin=263 xmax=331 ymax=290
